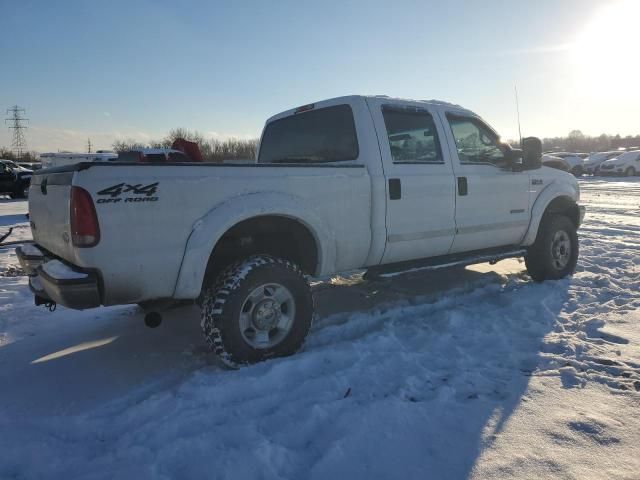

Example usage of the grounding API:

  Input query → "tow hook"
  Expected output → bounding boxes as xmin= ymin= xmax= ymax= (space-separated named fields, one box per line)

xmin=34 ymin=295 xmax=56 ymax=311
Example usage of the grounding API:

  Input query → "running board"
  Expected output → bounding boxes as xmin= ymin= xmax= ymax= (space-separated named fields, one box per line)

xmin=366 ymin=248 xmax=527 ymax=279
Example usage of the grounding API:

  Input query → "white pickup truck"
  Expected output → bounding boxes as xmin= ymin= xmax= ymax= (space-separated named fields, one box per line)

xmin=17 ymin=95 xmax=585 ymax=366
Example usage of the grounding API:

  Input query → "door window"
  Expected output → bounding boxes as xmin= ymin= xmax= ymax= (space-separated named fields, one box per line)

xmin=381 ymin=106 xmax=443 ymax=163
xmin=447 ymin=115 xmax=506 ymax=167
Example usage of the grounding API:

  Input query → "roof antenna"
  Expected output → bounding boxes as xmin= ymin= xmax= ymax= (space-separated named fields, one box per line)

xmin=514 ymin=84 xmax=523 ymax=149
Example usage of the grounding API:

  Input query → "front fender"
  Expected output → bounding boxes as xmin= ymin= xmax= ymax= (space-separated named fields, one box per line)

xmin=521 ymin=182 xmax=579 ymax=246
xmin=173 ymin=191 xmax=336 ymax=299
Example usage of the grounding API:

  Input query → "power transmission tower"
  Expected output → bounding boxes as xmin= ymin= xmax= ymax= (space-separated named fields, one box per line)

xmin=5 ymin=105 xmax=29 ymax=158
xmin=87 ymin=138 xmax=92 ymax=153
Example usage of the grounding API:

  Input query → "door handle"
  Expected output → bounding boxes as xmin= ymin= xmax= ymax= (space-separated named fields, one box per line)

xmin=389 ymin=178 xmax=401 ymax=200
xmin=457 ymin=177 xmax=468 ymax=196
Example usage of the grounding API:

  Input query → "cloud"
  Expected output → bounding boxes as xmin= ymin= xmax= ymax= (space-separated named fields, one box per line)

xmin=0 ymin=126 xmax=259 ymax=153
xmin=0 ymin=126 xmax=161 ymax=153
xmin=206 ymin=131 xmax=258 ymax=141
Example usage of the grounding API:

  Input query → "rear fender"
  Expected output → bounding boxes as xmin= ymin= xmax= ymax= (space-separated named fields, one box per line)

xmin=173 ymin=191 xmax=335 ymax=299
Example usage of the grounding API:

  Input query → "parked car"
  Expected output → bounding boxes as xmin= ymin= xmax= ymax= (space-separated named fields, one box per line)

xmin=1 ymin=159 xmax=33 ymax=174
xmin=539 ymin=155 xmax=570 ymax=172
xmin=0 ymin=159 xmax=31 ymax=198
xmin=116 ymin=148 xmax=192 ymax=163
xmin=598 ymin=150 xmax=640 ymax=176
xmin=17 ymin=161 xmax=42 ymax=171
xmin=541 ymin=152 xmax=585 ymax=176
xmin=18 ymin=95 xmax=585 ymax=366
xmin=582 ymin=151 xmax=623 ymax=174
xmin=117 ymin=140 xmax=204 ymax=163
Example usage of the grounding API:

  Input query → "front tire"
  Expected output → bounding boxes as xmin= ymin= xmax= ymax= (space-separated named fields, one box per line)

xmin=525 ymin=214 xmax=578 ymax=282
xmin=571 ymin=166 xmax=583 ymax=177
xmin=625 ymin=167 xmax=636 ymax=177
xmin=201 ymin=255 xmax=313 ymax=367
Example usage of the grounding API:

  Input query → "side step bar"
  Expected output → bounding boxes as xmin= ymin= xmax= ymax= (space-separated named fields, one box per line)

xmin=366 ymin=247 xmax=527 ymax=279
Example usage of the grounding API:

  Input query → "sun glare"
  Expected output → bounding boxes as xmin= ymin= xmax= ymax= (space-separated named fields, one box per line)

xmin=570 ymin=0 xmax=640 ymax=99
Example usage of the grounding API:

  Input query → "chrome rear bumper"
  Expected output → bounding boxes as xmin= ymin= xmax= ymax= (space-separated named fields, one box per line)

xmin=16 ymin=245 xmax=101 ymax=310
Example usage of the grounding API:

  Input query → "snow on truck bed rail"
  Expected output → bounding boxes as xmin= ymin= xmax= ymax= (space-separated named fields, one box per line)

xmin=0 ymin=178 xmax=639 ymax=479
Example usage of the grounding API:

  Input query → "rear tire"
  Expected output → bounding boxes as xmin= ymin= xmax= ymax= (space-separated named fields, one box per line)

xmin=625 ymin=167 xmax=636 ymax=177
xmin=11 ymin=185 xmax=28 ymax=199
xmin=525 ymin=214 xmax=578 ymax=282
xmin=201 ymin=255 xmax=313 ymax=367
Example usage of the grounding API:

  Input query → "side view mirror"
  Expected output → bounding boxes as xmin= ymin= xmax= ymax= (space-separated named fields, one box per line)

xmin=501 ymin=143 xmax=524 ymax=172
xmin=522 ymin=137 xmax=542 ymax=170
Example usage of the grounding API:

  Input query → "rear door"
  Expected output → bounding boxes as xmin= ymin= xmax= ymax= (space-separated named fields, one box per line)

xmin=438 ymin=110 xmax=530 ymax=253
xmin=366 ymin=98 xmax=456 ymax=264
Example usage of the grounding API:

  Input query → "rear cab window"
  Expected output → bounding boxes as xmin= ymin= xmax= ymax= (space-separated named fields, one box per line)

xmin=258 ymin=104 xmax=359 ymax=164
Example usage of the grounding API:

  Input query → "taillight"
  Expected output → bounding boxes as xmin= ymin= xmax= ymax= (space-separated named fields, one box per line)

xmin=70 ymin=186 xmax=100 ymax=247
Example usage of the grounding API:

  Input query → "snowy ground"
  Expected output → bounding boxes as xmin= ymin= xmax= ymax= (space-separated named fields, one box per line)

xmin=0 ymin=179 xmax=639 ymax=479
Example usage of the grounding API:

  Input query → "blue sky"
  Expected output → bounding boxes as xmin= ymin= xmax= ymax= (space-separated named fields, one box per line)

xmin=1 ymin=0 xmax=637 ymax=152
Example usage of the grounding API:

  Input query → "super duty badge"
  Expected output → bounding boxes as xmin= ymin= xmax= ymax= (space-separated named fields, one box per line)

xmin=97 ymin=182 xmax=159 ymax=203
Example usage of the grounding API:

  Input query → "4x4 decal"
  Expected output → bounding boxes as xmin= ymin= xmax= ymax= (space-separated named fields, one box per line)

xmin=96 ymin=182 xmax=159 ymax=204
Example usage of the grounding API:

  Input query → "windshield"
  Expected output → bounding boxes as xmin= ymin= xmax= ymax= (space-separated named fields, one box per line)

xmin=612 ymin=151 xmax=640 ymax=162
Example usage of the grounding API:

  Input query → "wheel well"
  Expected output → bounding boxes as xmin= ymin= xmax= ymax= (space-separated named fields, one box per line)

xmin=544 ymin=196 xmax=580 ymax=228
xmin=202 ymin=215 xmax=318 ymax=290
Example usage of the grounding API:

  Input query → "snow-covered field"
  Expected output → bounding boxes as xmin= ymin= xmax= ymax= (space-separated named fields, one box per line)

xmin=1 ymin=179 xmax=639 ymax=479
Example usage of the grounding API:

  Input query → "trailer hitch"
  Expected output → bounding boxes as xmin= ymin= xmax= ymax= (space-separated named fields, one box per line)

xmin=34 ymin=295 xmax=56 ymax=311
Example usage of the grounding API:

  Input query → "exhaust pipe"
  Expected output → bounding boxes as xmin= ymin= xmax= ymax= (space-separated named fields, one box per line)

xmin=144 ymin=311 xmax=162 ymax=328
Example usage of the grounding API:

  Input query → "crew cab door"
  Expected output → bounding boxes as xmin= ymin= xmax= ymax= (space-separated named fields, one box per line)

xmin=438 ymin=111 xmax=530 ymax=253
xmin=366 ymin=98 xmax=456 ymax=264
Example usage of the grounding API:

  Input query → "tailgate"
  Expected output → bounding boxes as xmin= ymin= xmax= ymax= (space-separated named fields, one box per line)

xmin=28 ymin=171 xmax=76 ymax=262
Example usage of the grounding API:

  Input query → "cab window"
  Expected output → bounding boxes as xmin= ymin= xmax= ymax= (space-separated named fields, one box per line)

xmin=381 ymin=106 xmax=443 ymax=163
xmin=447 ymin=115 xmax=506 ymax=167
xmin=258 ymin=104 xmax=359 ymax=163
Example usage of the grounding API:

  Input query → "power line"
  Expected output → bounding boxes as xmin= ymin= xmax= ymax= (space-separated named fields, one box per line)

xmin=4 ymin=105 xmax=29 ymax=158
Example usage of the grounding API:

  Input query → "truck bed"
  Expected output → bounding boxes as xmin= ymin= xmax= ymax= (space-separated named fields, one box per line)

xmin=28 ymin=161 xmax=373 ymax=305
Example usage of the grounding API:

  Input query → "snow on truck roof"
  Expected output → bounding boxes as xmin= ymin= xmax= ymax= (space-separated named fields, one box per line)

xmin=266 ymin=95 xmax=472 ymax=124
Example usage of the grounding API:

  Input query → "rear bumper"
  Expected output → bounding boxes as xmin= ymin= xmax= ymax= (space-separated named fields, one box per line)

xmin=15 ymin=245 xmax=45 ymax=275
xmin=16 ymin=245 xmax=101 ymax=310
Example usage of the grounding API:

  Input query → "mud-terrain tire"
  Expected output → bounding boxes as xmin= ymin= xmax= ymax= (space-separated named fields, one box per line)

xmin=625 ymin=167 xmax=636 ymax=177
xmin=201 ymin=255 xmax=313 ymax=367
xmin=525 ymin=214 xmax=578 ymax=282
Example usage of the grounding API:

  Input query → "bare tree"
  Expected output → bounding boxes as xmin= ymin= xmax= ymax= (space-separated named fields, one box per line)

xmin=111 ymin=129 xmax=258 ymax=162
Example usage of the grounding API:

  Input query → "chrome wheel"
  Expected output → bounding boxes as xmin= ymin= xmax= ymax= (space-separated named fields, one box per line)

xmin=239 ymin=283 xmax=295 ymax=349
xmin=551 ymin=230 xmax=571 ymax=270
